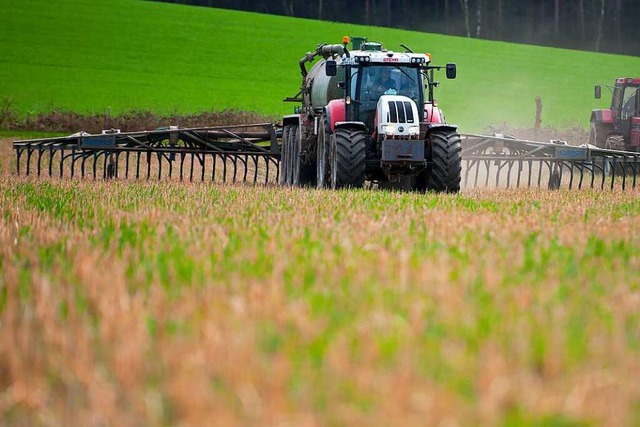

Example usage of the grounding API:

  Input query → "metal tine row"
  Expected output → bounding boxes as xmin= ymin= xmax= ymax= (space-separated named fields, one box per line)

xmin=460 ymin=133 xmax=640 ymax=190
xmin=13 ymin=124 xmax=282 ymax=184
xmin=462 ymin=158 xmax=640 ymax=190
xmin=15 ymin=146 xmax=280 ymax=184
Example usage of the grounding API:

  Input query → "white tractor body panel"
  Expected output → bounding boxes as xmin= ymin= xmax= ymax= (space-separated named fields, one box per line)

xmin=376 ymin=95 xmax=421 ymax=139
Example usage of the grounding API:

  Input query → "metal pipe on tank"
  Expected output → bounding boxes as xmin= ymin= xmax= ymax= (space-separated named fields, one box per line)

xmin=299 ymin=44 xmax=347 ymax=77
xmin=319 ymin=44 xmax=345 ymax=57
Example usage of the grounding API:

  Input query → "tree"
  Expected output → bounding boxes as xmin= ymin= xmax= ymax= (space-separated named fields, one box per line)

xmin=459 ymin=0 xmax=470 ymax=37
xmin=153 ymin=0 xmax=640 ymax=55
xmin=577 ymin=0 xmax=585 ymax=41
xmin=595 ymin=0 xmax=606 ymax=51
xmin=554 ymin=0 xmax=560 ymax=38
xmin=476 ymin=0 xmax=482 ymax=38
xmin=364 ymin=0 xmax=370 ymax=25
xmin=497 ymin=0 xmax=503 ymax=38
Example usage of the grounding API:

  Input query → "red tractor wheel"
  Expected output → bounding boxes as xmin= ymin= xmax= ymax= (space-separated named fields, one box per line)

xmin=589 ymin=122 xmax=608 ymax=148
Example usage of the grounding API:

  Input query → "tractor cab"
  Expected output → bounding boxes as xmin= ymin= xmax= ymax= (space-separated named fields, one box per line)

xmin=329 ymin=38 xmax=455 ymax=142
xmin=349 ymin=64 xmax=424 ymax=135
xmin=607 ymin=79 xmax=640 ymax=131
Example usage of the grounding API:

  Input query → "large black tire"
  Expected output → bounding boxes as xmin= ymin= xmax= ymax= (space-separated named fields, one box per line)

xmin=329 ymin=127 xmax=366 ymax=189
xmin=589 ymin=122 xmax=608 ymax=148
xmin=290 ymin=125 xmax=301 ymax=186
xmin=279 ymin=125 xmax=291 ymax=186
xmin=280 ymin=125 xmax=306 ymax=186
xmin=429 ymin=130 xmax=462 ymax=193
xmin=316 ymin=115 xmax=331 ymax=188
xmin=296 ymin=124 xmax=316 ymax=187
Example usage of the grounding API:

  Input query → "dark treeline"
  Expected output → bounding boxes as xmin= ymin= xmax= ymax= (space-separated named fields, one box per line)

xmin=155 ymin=0 xmax=640 ymax=56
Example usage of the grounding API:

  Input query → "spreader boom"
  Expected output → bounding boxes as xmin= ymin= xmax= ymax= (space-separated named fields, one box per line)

xmin=13 ymin=124 xmax=281 ymax=183
xmin=461 ymin=133 xmax=640 ymax=190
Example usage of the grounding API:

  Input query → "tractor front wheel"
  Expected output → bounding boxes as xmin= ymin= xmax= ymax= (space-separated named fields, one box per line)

xmin=428 ymin=130 xmax=462 ymax=193
xmin=329 ymin=127 xmax=366 ymax=189
xmin=296 ymin=126 xmax=316 ymax=187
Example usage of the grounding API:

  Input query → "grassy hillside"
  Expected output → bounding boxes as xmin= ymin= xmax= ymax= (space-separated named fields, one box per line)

xmin=1 ymin=0 xmax=639 ymax=132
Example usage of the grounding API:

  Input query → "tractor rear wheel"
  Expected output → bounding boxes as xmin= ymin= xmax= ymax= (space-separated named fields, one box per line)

xmin=280 ymin=125 xmax=306 ymax=186
xmin=589 ymin=122 xmax=608 ymax=148
xmin=316 ymin=116 xmax=331 ymax=188
xmin=279 ymin=125 xmax=292 ymax=186
xmin=296 ymin=125 xmax=316 ymax=186
xmin=290 ymin=125 xmax=301 ymax=186
xmin=329 ymin=127 xmax=366 ymax=189
xmin=605 ymin=134 xmax=626 ymax=151
xmin=428 ymin=130 xmax=462 ymax=193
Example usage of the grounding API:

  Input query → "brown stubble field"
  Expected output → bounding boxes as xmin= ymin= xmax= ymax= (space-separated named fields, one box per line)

xmin=1 ymin=137 xmax=640 ymax=426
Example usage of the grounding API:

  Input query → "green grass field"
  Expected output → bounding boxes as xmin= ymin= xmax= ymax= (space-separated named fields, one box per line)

xmin=1 ymin=0 xmax=640 ymax=132
xmin=2 ymin=170 xmax=640 ymax=425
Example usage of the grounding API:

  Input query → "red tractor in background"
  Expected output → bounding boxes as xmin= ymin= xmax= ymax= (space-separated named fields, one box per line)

xmin=590 ymin=78 xmax=640 ymax=151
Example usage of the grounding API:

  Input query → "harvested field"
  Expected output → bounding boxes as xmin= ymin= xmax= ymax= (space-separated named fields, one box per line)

xmin=1 ymin=141 xmax=640 ymax=426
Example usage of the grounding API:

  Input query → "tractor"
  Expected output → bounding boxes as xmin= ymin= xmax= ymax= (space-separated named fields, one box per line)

xmin=590 ymin=78 xmax=640 ymax=151
xmin=280 ymin=36 xmax=461 ymax=192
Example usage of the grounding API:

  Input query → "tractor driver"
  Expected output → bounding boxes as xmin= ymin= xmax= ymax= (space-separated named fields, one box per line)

xmin=372 ymin=69 xmax=397 ymax=94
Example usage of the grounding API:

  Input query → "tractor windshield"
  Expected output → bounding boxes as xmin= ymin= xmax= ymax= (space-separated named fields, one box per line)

xmin=351 ymin=65 xmax=422 ymax=130
xmin=621 ymin=84 xmax=640 ymax=120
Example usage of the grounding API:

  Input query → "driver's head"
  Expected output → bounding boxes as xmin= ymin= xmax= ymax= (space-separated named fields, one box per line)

xmin=382 ymin=69 xmax=391 ymax=78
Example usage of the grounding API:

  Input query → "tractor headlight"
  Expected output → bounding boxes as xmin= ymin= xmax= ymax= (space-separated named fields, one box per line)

xmin=385 ymin=125 xmax=395 ymax=136
xmin=408 ymin=126 xmax=419 ymax=136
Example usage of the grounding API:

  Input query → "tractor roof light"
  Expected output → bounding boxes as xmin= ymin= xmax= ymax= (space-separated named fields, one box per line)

xmin=343 ymin=36 xmax=350 ymax=45
xmin=355 ymin=55 xmax=371 ymax=63
xmin=425 ymin=53 xmax=432 ymax=63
